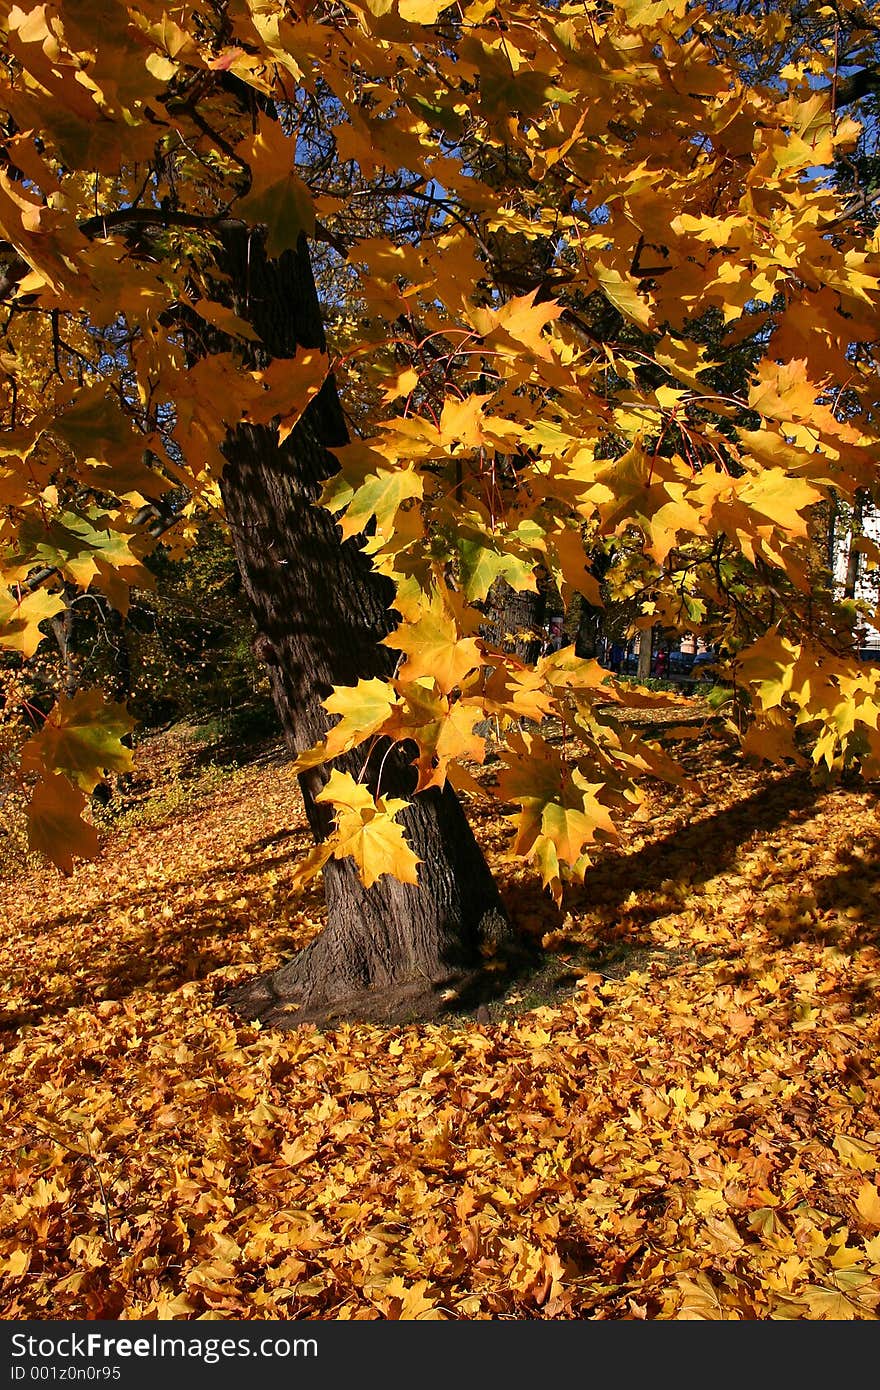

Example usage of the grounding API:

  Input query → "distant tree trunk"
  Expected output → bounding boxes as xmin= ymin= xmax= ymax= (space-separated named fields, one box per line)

xmin=637 ymin=626 xmax=653 ymax=682
xmin=103 ymin=602 xmax=131 ymax=705
xmin=843 ymin=488 xmax=867 ymax=603
xmin=209 ymin=228 xmax=516 ymax=1027
xmin=49 ymin=585 xmax=131 ymax=706
xmin=826 ymin=488 xmax=839 ymax=578
xmin=574 ymin=594 xmax=601 ymax=659
xmin=49 ymin=583 xmax=79 ymax=698
xmin=483 ymin=578 xmax=546 ymax=663
xmin=573 ymin=548 xmax=610 ymax=660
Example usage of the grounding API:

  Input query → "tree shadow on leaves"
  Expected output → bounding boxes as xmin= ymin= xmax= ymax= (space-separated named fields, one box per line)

xmin=481 ymin=767 xmax=836 ymax=1017
xmin=508 ymin=766 xmax=821 ymax=932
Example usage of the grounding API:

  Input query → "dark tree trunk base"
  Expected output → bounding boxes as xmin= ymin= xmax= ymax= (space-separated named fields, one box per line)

xmin=219 ymin=781 xmax=536 ymax=1028
xmin=219 ymin=913 xmax=535 ymax=1029
xmin=217 ymin=752 xmax=532 ymax=1029
xmin=223 ymin=960 xmax=491 ymax=1029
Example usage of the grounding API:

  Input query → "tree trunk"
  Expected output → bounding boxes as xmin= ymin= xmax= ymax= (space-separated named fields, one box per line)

xmin=209 ymin=227 xmax=517 ymax=1027
xmin=103 ymin=600 xmax=132 ymax=705
xmin=49 ymin=583 xmax=78 ymax=698
xmin=574 ymin=593 xmax=601 ymax=659
xmin=637 ymin=625 xmax=653 ymax=682
xmin=483 ymin=577 xmax=546 ymax=664
xmin=843 ymin=487 xmax=866 ymax=603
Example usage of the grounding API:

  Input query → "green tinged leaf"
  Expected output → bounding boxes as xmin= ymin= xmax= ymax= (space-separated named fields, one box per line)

xmin=21 ymin=688 xmax=135 ymax=793
xmin=457 ymin=533 xmax=537 ymax=602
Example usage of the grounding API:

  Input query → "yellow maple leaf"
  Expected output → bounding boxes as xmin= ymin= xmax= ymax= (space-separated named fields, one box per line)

xmin=316 ymin=770 xmax=420 ymax=887
xmin=0 ymin=1249 xmax=30 ymax=1277
xmin=438 ymin=392 xmax=494 ymax=449
xmin=802 ymin=1283 xmax=863 ymax=1320
xmin=735 ymin=630 xmax=800 ymax=711
xmin=235 ymin=117 xmax=315 ymax=259
xmin=481 ymin=662 xmax=555 ymax=724
xmin=594 ymin=261 xmax=654 ymax=328
xmin=250 ymin=350 xmax=330 ymax=443
xmin=498 ymin=731 xmax=616 ymax=873
xmin=748 ymin=359 xmax=826 ymax=424
xmin=383 ymin=609 xmax=482 ymax=693
xmin=385 ymin=681 xmax=486 ymax=789
xmin=545 ymin=525 xmax=603 ymax=606
xmin=294 ymin=677 xmax=397 ymax=771
xmin=856 ymin=1183 xmax=880 ymax=1230
xmin=470 ymin=289 xmax=562 ymax=360
xmin=740 ymin=708 xmax=806 ymax=766
xmin=675 ymin=1271 xmax=726 ymax=1320
xmin=321 ymin=441 xmax=424 ymax=542
xmin=190 ymin=297 xmax=262 ymax=343
xmin=0 ymin=585 xmax=65 ymax=657
xmin=738 ymin=468 xmax=823 ymax=537
xmin=381 ymin=366 xmax=420 ymax=404
xmin=399 ymin=0 xmax=448 ymax=21
xmin=21 ymin=689 xmax=134 ymax=793
xmin=539 ymin=802 xmax=599 ymax=864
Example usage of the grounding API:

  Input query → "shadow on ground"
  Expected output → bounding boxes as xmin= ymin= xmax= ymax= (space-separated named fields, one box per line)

xmin=5 ymin=736 xmax=877 ymax=1035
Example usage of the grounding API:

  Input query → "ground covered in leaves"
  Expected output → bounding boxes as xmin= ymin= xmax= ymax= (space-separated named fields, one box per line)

xmin=2 ymin=718 xmax=880 ymax=1319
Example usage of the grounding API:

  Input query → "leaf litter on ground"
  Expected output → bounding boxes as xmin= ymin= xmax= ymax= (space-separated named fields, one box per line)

xmin=1 ymin=717 xmax=879 ymax=1319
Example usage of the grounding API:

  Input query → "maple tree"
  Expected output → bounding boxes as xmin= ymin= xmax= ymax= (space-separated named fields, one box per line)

xmin=2 ymin=0 xmax=880 ymax=1023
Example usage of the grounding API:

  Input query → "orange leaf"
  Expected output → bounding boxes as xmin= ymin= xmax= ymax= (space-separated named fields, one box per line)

xmin=27 ymin=772 xmax=100 ymax=874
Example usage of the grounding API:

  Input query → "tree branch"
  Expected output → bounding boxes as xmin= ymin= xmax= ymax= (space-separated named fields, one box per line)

xmin=0 ymin=207 xmax=347 ymax=306
xmin=831 ymin=65 xmax=880 ymax=110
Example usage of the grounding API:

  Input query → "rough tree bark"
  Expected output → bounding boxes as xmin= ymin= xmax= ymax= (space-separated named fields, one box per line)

xmin=574 ymin=593 xmax=601 ymax=659
xmin=209 ymin=227 xmax=521 ymax=1027
xmin=49 ymin=583 xmax=78 ymax=699
xmin=483 ymin=577 xmax=546 ymax=664
xmin=843 ymin=487 xmax=867 ymax=604
xmin=637 ymin=625 xmax=653 ymax=683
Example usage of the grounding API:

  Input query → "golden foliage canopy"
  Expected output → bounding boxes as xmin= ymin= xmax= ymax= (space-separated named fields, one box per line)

xmin=1 ymin=0 xmax=879 ymax=887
